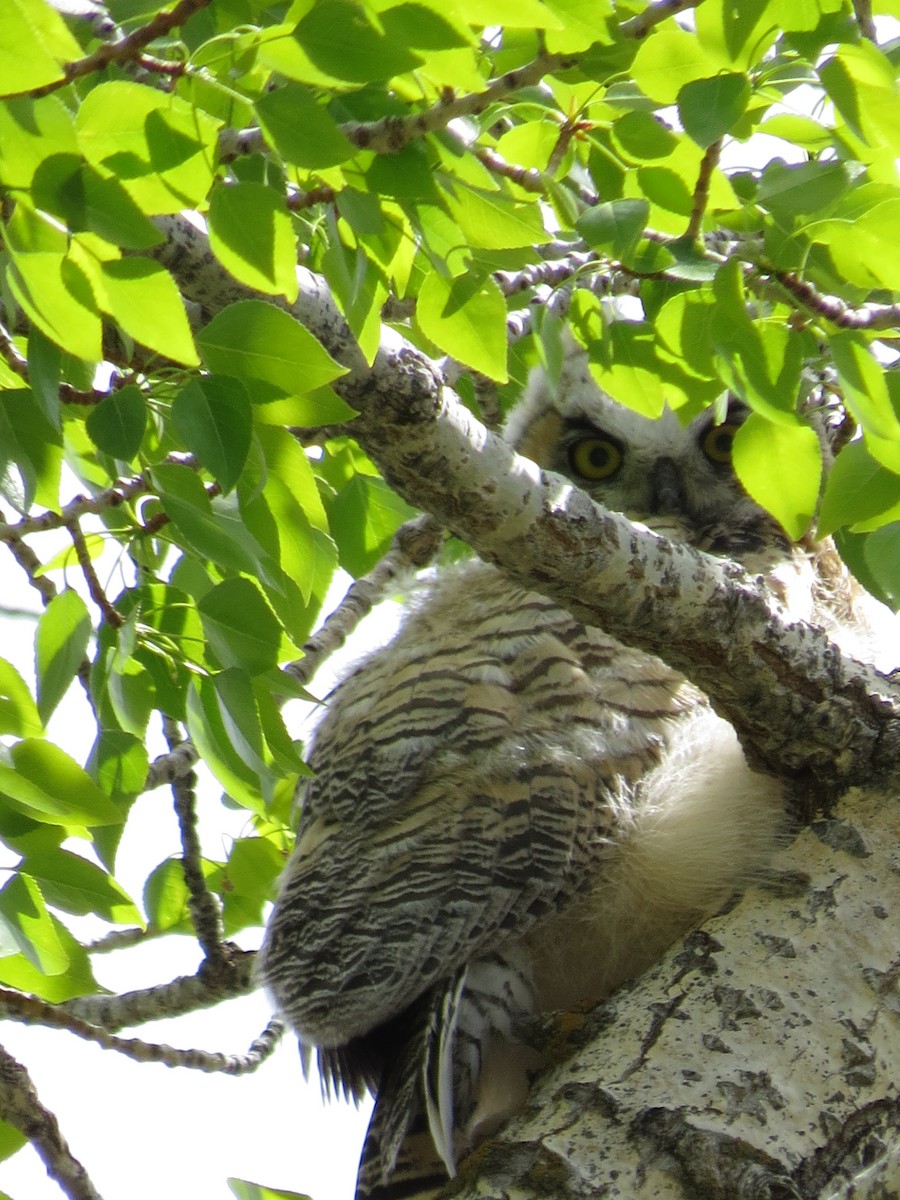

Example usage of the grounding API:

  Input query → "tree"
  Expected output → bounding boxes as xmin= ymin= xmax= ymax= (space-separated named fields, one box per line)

xmin=1 ymin=1 xmax=900 ymax=1197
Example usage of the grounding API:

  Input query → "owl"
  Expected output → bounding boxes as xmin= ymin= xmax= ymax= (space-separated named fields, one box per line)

xmin=259 ymin=346 xmax=866 ymax=1200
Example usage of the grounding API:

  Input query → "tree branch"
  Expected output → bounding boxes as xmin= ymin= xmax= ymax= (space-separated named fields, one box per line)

xmin=166 ymin=718 xmax=227 ymax=967
xmin=0 ymin=990 xmax=283 ymax=1075
xmin=151 ymin=214 xmax=900 ymax=801
xmin=18 ymin=0 xmax=205 ymax=99
xmin=0 ymin=1043 xmax=104 ymax=1200
xmin=63 ymin=946 xmax=256 ymax=1031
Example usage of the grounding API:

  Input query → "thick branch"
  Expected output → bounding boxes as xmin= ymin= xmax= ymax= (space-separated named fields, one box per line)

xmin=152 ymin=215 xmax=900 ymax=800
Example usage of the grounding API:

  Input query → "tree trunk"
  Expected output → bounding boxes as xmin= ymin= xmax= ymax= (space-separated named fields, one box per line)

xmin=446 ymin=788 xmax=900 ymax=1200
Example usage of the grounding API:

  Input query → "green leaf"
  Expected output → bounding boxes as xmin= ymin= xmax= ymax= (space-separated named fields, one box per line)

xmin=830 ymin=332 xmax=900 ymax=454
xmin=295 ymin=1 xmax=422 ymax=83
xmin=23 ymin=848 xmax=141 ymax=923
xmin=587 ymin=324 xmax=666 ymax=418
xmin=416 ymin=272 xmax=508 ymax=381
xmin=864 ymin=523 xmax=900 ymax=608
xmin=31 ymin=153 xmax=163 ymax=250
xmin=185 ymin=676 xmax=264 ymax=808
xmin=0 ymin=874 xmax=68 ymax=973
xmin=198 ymin=578 xmax=282 ymax=674
xmin=172 ymin=376 xmax=252 ymax=493
xmin=151 ymin=463 xmax=267 ymax=575
xmin=678 ymin=72 xmax=750 ymax=147
xmin=0 ymin=0 xmax=82 ymax=96
xmin=255 ymin=85 xmax=354 ymax=168
xmin=695 ymin=0 xmax=779 ymax=69
xmin=732 ymin=413 xmax=821 ymax=541
xmin=6 ymin=248 xmax=102 ymax=361
xmin=35 ymin=589 xmax=90 ymax=724
xmin=818 ymin=440 xmax=900 ymax=537
xmin=0 ymin=1120 xmax=27 ymax=1164
xmin=810 ymin=201 xmax=900 ymax=291
xmin=757 ymin=160 xmax=851 ymax=218
xmin=0 ymin=659 xmax=42 ymax=738
xmin=711 ymin=262 xmax=802 ymax=420
xmin=0 ymin=388 xmax=63 ymax=512
xmin=631 ymin=24 xmax=716 ymax=104
xmin=87 ymin=730 xmax=149 ymax=803
xmin=0 ymin=96 xmax=78 ymax=191
xmin=208 ymin=182 xmax=299 ymax=301
xmin=222 ymin=836 xmax=285 ymax=931
xmin=106 ymin=654 xmax=156 ymax=739
xmin=576 ymin=199 xmax=648 ymax=260
xmin=229 ymin=1179 xmax=312 ymax=1200
xmin=143 ymin=859 xmax=192 ymax=933
xmin=27 ymin=326 xmax=62 ymax=430
xmin=329 ymin=475 xmax=417 ymax=577
xmin=611 ymin=111 xmax=678 ymax=161
xmin=76 ymin=81 xmax=220 ymax=215
xmin=98 ymin=258 xmax=199 ymax=367
xmin=0 ymin=739 xmax=122 ymax=827
xmin=0 ymin=942 xmax=96 ymax=1001
xmin=197 ymin=302 xmax=347 ymax=396
xmin=86 ymin=385 xmax=147 ymax=460
xmin=444 ymin=184 xmax=550 ymax=250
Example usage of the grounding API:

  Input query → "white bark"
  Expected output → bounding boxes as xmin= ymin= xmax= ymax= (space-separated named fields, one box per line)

xmin=448 ymin=788 xmax=900 ymax=1199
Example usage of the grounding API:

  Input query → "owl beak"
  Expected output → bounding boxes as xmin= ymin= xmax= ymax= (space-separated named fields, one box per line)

xmin=647 ymin=457 xmax=686 ymax=515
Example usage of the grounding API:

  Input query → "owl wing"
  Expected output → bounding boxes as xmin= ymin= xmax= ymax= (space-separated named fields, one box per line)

xmin=259 ymin=564 xmax=682 ymax=1065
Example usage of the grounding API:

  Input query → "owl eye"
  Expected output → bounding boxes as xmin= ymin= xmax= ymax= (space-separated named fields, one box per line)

xmin=568 ymin=436 xmax=623 ymax=481
xmin=701 ymin=422 xmax=740 ymax=465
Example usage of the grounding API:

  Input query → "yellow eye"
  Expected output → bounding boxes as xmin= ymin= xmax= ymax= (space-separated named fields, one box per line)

xmin=702 ymin=421 xmax=740 ymax=465
xmin=568 ymin=436 xmax=623 ymax=481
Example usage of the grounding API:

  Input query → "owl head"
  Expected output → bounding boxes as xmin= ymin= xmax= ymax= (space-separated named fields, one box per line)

xmin=505 ymin=347 xmax=797 ymax=563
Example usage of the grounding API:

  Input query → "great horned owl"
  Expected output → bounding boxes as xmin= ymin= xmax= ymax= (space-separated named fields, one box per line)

xmin=259 ymin=347 xmax=865 ymax=1200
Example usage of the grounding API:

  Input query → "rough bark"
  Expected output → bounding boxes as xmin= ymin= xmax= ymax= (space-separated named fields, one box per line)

xmin=446 ymin=789 xmax=900 ymax=1200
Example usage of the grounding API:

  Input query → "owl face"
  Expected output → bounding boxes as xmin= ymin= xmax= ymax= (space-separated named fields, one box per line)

xmin=506 ymin=350 xmax=794 ymax=561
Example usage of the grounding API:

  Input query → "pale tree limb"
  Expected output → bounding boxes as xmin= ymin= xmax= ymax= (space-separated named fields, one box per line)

xmin=151 ymin=213 xmax=900 ymax=801
xmin=63 ymin=947 xmax=256 ymax=1031
xmin=0 ymin=1043 xmax=104 ymax=1200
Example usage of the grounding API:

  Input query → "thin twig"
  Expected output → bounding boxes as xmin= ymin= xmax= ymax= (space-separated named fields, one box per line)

xmin=0 ymin=1043 xmax=104 ymax=1200
xmin=0 ymin=990 xmax=283 ymax=1075
xmin=144 ymin=739 xmax=201 ymax=791
xmin=475 ymin=146 xmax=546 ymax=194
xmin=67 ymin=521 xmax=124 ymax=629
xmin=18 ymin=0 xmax=208 ymax=99
xmin=1 ymin=515 xmax=58 ymax=607
xmin=0 ymin=322 xmax=28 ymax=378
xmin=345 ymin=52 xmax=577 ymax=154
xmin=685 ymin=139 xmax=723 ymax=242
xmin=620 ymin=0 xmax=706 ymax=39
xmin=165 ymin=717 xmax=227 ymax=967
xmin=772 ymin=270 xmax=900 ymax=331
xmin=852 ymin=0 xmax=877 ymax=41
xmin=282 ymin=514 xmax=444 ymax=690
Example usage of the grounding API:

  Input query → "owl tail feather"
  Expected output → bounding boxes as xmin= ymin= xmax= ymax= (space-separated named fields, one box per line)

xmin=355 ymin=952 xmax=537 ymax=1200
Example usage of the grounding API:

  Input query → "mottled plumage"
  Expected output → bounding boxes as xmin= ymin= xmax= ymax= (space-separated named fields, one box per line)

xmin=259 ymin=348 xmax=864 ymax=1199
